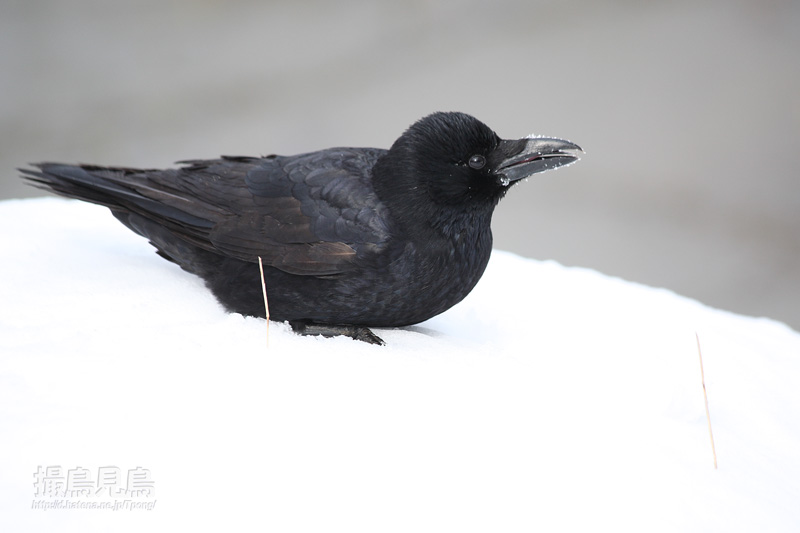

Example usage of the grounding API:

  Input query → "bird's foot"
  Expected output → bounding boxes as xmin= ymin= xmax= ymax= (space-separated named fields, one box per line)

xmin=289 ymin=321 xmax=386 ymax=345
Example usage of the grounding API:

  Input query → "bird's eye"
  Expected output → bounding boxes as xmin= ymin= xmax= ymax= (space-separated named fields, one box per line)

xmin=468 ymin=155 xmax=486 ymax=170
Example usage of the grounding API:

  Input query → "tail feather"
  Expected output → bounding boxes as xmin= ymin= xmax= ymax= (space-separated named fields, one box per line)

xmin=20 ymin=163 xmax=214 ymax=231
xmin=21 ymin=163 xmax=141 ymax=209
xmin=20 ymin=163 xmax=221 ymax=278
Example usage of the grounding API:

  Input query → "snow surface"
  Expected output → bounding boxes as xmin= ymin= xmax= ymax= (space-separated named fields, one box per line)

xmin=1 ymin=198 xmax=799 ymax=532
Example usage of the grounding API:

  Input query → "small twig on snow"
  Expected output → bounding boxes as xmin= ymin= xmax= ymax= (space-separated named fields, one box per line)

xmin=258 ymin=256 xmax=270 ymax=347
xmin=696 ymin=332 xmax=717 ymax=469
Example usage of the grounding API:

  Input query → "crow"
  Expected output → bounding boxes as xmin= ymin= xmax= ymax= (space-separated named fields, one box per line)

xmin=21 ymin=112 xmax=581 ymax=344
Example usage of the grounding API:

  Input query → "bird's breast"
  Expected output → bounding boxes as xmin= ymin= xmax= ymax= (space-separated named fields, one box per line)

xmin=365 ymin=225 xmax=493 ymax=326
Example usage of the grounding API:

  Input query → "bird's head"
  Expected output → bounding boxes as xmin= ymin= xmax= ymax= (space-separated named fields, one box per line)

xmin=374 ymin=112 xmax=582 ymax=226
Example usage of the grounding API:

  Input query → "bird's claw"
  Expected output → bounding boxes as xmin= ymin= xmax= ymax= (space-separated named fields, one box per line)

xmin=289 ymin=321 xmax=386 ymax=345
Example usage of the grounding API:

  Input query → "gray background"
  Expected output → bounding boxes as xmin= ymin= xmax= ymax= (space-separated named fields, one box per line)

xmin=3 ymin=0 xmax=798 ymax=330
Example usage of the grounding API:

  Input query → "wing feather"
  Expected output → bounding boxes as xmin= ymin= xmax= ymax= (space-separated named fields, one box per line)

xmin=24 ymin=148 xmax=391 ymax=276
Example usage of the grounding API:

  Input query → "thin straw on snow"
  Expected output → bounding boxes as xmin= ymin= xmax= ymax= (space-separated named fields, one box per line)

xmin=696 ymin=332 xmax=718 ymax=469
xmin=258 ymin=256 xmax=270 ymax=348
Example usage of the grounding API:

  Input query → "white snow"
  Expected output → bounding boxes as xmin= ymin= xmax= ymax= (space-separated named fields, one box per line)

xmin=2 ymin=198 xmax=799 ymax=532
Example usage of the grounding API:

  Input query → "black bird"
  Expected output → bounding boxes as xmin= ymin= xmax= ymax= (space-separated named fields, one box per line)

xmin=21 ymin=112 xmax=581 ymax=344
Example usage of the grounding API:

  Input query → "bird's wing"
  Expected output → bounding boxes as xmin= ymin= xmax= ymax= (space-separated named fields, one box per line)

xmin=24 ymin=149 xmax=392 ymax=276
xmin=207 ymin=149 xmax=393 ymax=275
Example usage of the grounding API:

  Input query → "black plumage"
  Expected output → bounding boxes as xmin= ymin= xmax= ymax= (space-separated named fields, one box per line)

xmin=21 ymin=112 xmax=581 ymax=344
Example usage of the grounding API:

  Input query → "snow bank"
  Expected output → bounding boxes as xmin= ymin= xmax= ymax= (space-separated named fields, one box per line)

xmin=2 ymin=198 xmax=799 ymax=532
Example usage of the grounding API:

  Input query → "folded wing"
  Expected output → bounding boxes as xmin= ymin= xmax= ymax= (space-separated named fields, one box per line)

xmin=21 ymin=148 xmax=391 ymax=276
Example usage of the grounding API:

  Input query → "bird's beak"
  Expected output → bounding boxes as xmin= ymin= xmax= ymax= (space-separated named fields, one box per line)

xmin=495 ymin=137 xmax=583 ymax=184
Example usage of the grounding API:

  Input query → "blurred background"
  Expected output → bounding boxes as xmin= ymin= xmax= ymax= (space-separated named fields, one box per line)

xmin=2 ymin=0 xmax=798 ymax=330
